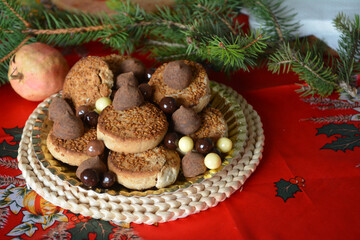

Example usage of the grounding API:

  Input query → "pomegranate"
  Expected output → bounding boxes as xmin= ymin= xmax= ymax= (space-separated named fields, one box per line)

xmin=8 ymin=42 xmax=69 ymax=101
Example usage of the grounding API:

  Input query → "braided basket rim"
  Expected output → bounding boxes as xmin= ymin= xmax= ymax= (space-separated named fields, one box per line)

xmin=18 ymin=83 xmax=265 ymax=224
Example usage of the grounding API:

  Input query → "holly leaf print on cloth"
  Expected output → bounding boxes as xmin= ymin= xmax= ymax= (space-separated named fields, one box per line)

xmin=316 ymin=123 xmax=360 ymax=151
xmin=3 ymin=127 xmax=23 ymax=143
xmin=316 ymin=123 xmax=360 ymax=137
xmin=0 ymin=141 xmax=18 ymax=159
xmin=0 ymin=127 xmax=23 ymax=158
xmin=66 ymin=218 xmax=114 ymax=240
xmin=275 ymin=179 xmax=302 ymax=202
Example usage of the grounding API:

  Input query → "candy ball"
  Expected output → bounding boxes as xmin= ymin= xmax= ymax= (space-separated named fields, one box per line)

xmin=216 ymin=137 xmax=233 ymax=153
xmin=80 ymin=168 xmax=100 ymax=187
xmin=164 ymin=132 xmax=179 ymax=150
xmin=178 ymin=136 xmax=194 ymax=153
xmin=204 ymin=153 xmax=222 ymax=169
xmin=95 ymin=97 xmax=112 ymax=112
xmin=86 ymin=140 xmax=105 ymax=157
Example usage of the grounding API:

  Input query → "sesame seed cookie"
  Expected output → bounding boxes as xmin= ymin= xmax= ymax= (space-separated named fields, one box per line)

xmin=108 ymin=145 xmax=180 ymax=190
xmin=148 ymin=60 xmax=211 ymax=113
xmin=97 ymin=103 xmax=168 ymax=153
xmin=189 ymin=107 xmax=227 ymax=142
xmin=46 ymin=128 xmax=97 ymax=166
xmin=62 ymin=56 xmax=113 ymax=109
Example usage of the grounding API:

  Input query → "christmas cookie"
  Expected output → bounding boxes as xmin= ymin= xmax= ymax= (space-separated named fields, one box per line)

xmin=47 ymin=128 xmax=97 ymax=166
xmin=63 ymin=56 xmax=114 ymax=109
xmin=107 ymin=145 xmax=180 ymax=190
xmin=189 ymin=107 xmax=227 ymax=141
xmin=148 ymin=60 xmax=211 ymax=112
xmin=97 ymin=103 xmax=168 ymax=153
xmin=101 ymin=54 xmax=146 ymax=81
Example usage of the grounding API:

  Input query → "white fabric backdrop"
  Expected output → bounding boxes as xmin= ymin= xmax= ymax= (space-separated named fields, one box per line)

xmin=246 ymin=0 xmax=360 ymax=51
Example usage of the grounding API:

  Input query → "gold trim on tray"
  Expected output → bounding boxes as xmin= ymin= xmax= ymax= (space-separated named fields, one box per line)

xmin=31 ymin=81 xmax=248 ymax=197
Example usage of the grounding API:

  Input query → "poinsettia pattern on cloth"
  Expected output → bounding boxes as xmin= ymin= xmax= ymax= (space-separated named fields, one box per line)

xmin=0 ymin=126 xmax=141 ymax=239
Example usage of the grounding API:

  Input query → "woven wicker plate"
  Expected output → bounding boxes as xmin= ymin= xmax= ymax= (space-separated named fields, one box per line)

xmin=18 ymin=83 xmax=264 ymax=224
xmin=30 ymin=82 xmax=248 ymax=196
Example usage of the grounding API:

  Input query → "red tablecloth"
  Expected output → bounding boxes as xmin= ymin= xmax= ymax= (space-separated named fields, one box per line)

xmin=0 ymin=42 xmax=359 ymax=240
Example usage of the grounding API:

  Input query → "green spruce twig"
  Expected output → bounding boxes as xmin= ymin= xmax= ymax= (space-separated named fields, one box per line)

xmin=243 ymin=0 xmax=300 ymax=43
xmin=268 ymin=42 xmax=338 ymax=96
xmin=334 ymin=13 xmax=360 ymax=97
xmin=0 ymin=0 xmax=359 ymax=103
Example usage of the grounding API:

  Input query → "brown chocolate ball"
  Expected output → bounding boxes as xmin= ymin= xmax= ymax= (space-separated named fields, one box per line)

xmin=138 ymin=83 xmax=153 ymax=101
xmin=86 ymin=140 xmax=105 ymax=157
xmin=182 ymin=152 xmax=207 ymax=178
xmin=163 ymin=60 xmax=192 ymax=90
xmin=76 ymin=105 xmax=91 ymax=120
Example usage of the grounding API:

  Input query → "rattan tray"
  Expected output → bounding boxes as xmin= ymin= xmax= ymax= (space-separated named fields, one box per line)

xmin=18 ymin=83 xmax=264 ymax=224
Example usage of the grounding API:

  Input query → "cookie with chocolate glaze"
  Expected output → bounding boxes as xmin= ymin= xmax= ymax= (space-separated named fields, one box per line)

xmin=148 ymin=60 xmax=211 ymax=112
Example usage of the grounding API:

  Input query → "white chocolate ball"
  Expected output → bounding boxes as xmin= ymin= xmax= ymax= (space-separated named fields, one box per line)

xmin=95 ymin=97 xmax=112 ymax=112
xmin=204 ymin=153 xmax=222 ymax=169
xmin=178 ymin=136 xmax=194 ymax=153
xmin=216 ymin=137 xmax=233 ymax=153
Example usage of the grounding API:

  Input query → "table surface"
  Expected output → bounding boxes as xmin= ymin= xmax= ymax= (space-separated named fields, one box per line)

xmin=0 ymin=41 xmax=359 ymax=240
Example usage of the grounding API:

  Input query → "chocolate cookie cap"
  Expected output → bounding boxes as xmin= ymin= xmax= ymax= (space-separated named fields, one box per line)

xmin=163 ymin=60 xmax=192 ymax=90
xmin=119 ymin=58 xmax=146 ymax=80
xmin=49 ymin=97 xmax=74 ymax=121
xmin=113 ymin=84 xmax=144 ymax=111
xmin=172 ymin=105 xmax=201 ymax=135
xmin=53 ymin=111 xmax=84 ymax=140
xmin=182 ymin=152 xmax=207 ymax=178
xmin=116 ymin=72 xmax=138 ymax=89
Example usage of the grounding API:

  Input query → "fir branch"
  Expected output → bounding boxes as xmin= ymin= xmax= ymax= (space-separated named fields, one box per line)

xmin=0 ymin=36 xmax=31 ymax=63
xmin=243 ymin=0 xmax=300 ymax=42
xmin=206 ymin=30 xmax=268 ymax=71
xmin=195 ymin=3 xmax=237 ymax=35
xmin=146 ymin=39 xmax=186 ymax=48
xmin=333 ymin=13 xmax=360 ymax=97
xmin=1 ymin=0 xmax=30 ymax=27
xmin=0 ymin=0 xmax=358 ymax=103
xmin=23 ymin=25 xmax=114 ymax=35
xmin=269 ymin=42 xmax=338 ymax=96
